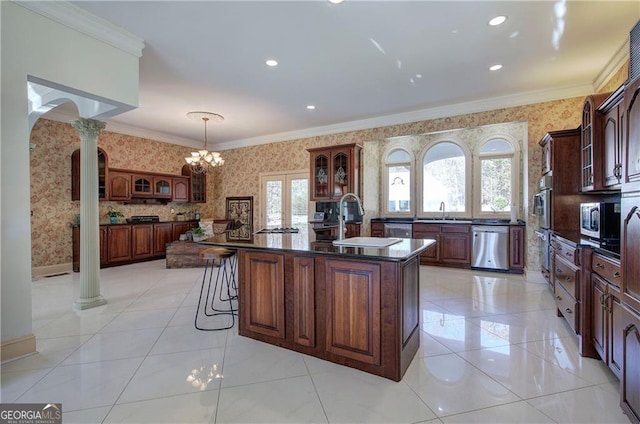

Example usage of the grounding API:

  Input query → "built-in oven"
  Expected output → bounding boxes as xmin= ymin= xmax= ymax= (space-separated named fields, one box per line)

xmin=533 ymin=175 xmax=552 ymax=230
xmin=535 ymin=228 xmax=551 ymax=280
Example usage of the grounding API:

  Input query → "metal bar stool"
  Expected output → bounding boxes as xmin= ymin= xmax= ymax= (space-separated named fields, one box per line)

xmin=195 ymin=247 xmax=238 ymax=331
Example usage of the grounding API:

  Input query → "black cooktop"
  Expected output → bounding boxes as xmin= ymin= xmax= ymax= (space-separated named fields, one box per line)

xmin=256 ymin=227 xmax=299 ymax=234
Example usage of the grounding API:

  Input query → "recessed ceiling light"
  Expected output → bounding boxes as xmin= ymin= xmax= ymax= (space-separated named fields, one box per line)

xmin=328 ymin=0 xmax=344 ymax=4
xmin=306 ymin=105 xmax=316 ymax=110
xmin=489 ymin=64 xmax=503 ymax=71
xmin=265 ymin=59 xmax=278 ymax=67
xmin=489 ymin=16 xmax=507 ymax=26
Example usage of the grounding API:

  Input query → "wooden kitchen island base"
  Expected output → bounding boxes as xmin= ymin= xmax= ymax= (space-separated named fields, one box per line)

xmin=237 ymin=249 xmax=422 ymax=381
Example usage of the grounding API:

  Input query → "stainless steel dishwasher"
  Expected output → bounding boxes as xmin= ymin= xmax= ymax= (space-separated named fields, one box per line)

xmin=383 ymin=222 xmax=413 ymax=238
xmin=471 ymin=226 xmax=509 ymax=270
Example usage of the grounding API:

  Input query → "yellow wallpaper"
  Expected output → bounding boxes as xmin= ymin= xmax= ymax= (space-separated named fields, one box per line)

xmin=30 ymin=62 xmax=629 ymax=271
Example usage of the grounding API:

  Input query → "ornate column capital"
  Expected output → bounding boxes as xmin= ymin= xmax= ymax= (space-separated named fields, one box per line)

xmin=72 ymin=118 xmax=106 ymax=139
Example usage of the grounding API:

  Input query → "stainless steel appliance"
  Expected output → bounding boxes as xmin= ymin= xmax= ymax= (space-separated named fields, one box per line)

xmin=535 ymin=228 xmax=551 ymax=276
xmin=471 ymin=226 xmax=509 ymax=270
xmin=533 ymin=175 xmax=552 ymax=230
xmin=580 ymin=202 xmax=621 ymax=241
xmin=383 ymin=222 xmax=412 ymax=238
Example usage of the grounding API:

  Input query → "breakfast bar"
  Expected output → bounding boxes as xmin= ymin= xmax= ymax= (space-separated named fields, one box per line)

xmin=200 ymin=232 xmax=434 ymax=381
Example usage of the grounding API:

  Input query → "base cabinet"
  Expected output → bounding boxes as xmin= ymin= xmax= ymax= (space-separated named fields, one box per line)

xmin=413 ymin=223 xmax=470 ymax=268
xmin=73 ymin=221 xmax=199 ymax=271
xmin=622 ymin=304 xmax=640 ymax=423
xmin=238 ymin=249 xmax=420 ymax=381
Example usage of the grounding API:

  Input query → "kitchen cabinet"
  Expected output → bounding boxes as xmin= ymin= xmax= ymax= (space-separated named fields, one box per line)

xmin=598 ymin=86 xmax=625 ymax=189
xmin=413 ymin=223 xmax=470 ymax=268
xmin=108 ymin=171 xmax=131 ymax=201
xmin=509 ymin=226 xmax=525 ymax=272
xmin=182 ymin=164 xmax=206 ymax=203
xmin=541 ymin=139 xmax=552 ymax=175
xmin=71 ymin=148 xmax=108 ymax=201
xmin=153 ymin=176 xmax=172 ymax=198
xmin=132 ymin=224 xmax=154 ymax=259
xmin=550 ymin=235 xmax=580 ymax=335
xmin=622 ymin=303 xmax=640 ymax=424
xmin=581 ymin=92 xmax=611 ymax=191
xmin=132 ymin=174 xmax=153 ymax=197
xmin=172 ymin=177 xmax=189 ymax=203
xmin=73 ymin=220 xmax=199 ymax=271
xmin=624 ymin=76 xmax=640 ymax=190
xmin=589 ymin=252 xmax=623 ymax=378
xmin=307 ymin=143 xmax=362 ymax=201
xmin=370 ymin=222 xmax=384 ymax=237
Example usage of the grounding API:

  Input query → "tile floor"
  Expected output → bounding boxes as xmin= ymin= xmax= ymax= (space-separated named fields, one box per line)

xmin=0 ymin=260 xmax=632 ymax=423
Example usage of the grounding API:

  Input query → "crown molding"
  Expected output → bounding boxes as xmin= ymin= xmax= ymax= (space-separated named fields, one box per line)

xmin=215 ymin=83 xmax=595 ymax=151
xmin=593 ymin=38 xmax=630 ymax=92
xmin=44 ymin=83 xmax=595 ymax=151
xmin=14 ymin=1 xmax=144 ymax=57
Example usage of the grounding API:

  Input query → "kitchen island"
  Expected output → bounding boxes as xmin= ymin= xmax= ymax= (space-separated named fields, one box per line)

xmin=200 ymin=232 xmax=434 ymax=381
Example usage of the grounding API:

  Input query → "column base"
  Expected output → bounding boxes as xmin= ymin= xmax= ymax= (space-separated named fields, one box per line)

xmin=73 ymin=296 xmax=107 ymax=310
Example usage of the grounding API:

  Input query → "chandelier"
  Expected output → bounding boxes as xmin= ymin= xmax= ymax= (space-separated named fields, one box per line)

xmin=185 ymin=111 xmax=224 ymax=174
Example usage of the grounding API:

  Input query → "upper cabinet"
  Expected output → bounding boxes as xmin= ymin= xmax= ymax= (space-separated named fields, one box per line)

xmin=599 ymin=87 xmax=625 ymax=189
xmin=181 ymin=164 xmax=206 ymax=203
xmin=172 ymin=177 xmax=189 ymax=203
xmin=581 ymin=92 xmax=612 ymax=191
xmin=307 ymin=143 xmax=362 ymax=201
xmin=71 ymin=148 xmax=109 ymax=201
xmin=108 ymin=171 xmax=131 ymax=201
xmin=624 ymin=75 xmax=640 ymax=190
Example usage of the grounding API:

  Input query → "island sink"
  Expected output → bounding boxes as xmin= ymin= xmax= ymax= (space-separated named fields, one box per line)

xmin=332 ymin=237 xmax=402 ymax=247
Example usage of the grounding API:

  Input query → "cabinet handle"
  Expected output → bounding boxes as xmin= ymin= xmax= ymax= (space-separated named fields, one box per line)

xmin=613 ymin=271 xmax=621 ymax=278
xmin=595 ymin=262 xmax=604 ymax=269
xmin=565 ymin=277 xmax=571 ymax=283
xmin=600 ymin=293 xmax=606 ymax=306
xmin=556 ymin=268 xmax=563 ymax=274
xmin=565 ymin=251 xmax=572 ymax=257
xmin=565 ymin=308 xmax=572 ymax=314
xmin=556 ymin=295 xmax=562 ymax=301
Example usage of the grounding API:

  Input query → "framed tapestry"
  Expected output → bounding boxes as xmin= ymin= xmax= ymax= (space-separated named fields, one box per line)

xmin=225 ymin=196 xmax=253 ymax=242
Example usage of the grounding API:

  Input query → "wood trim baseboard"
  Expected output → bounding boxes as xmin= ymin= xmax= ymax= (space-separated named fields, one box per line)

xmin=32 ymin=263 xmax=72 ymax=278
xmin=1 ymin=334 xmax=36 ymax=362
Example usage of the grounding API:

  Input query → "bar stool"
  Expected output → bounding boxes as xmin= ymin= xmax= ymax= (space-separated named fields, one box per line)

xmin=195 ymin=247 xmax=238 ymax=331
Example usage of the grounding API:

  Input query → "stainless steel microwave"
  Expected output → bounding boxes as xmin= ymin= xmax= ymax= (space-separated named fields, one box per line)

xmin=580 ymin=202 xmax=621 ymax=241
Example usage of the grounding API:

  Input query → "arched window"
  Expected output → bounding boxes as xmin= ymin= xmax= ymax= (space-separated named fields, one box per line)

xmin=384 ymin=149 xmax=412 ymax=214
xmin=422 ymin=142 xmax=467 ymax=214
xmin=475 ymin=137 xmax=518 ymax=217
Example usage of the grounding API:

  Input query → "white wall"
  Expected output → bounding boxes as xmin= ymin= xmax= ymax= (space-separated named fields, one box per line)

xmin=1 ymin=1 xmax=139 ymax=349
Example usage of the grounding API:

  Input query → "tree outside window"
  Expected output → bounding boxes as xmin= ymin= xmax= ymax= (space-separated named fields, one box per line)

xmin=423 ymin=142 xmax=466 ymax=213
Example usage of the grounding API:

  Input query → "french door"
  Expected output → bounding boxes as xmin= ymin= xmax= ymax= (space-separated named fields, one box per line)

xmin=260 ymin=171 xmax=309 ymax=233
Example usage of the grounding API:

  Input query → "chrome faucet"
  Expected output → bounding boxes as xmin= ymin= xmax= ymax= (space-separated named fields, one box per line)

xmin=439 ymin=201 xmax=445 ymax=219
xmin=338 ymin=192 xmax=365 ymax=240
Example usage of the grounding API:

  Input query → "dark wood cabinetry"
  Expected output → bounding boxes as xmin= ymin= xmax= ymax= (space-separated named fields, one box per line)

xmin=598 ymin=87 xmax=625 ymax=189
xmin=412 ymin=223 xmax=470 ymax=267
xmin=181 ymin=164 xmax=207 ymax=203
xmin=581 ymin=93 xmax=611 ymax=191
xmin=71 ymin=148 xmax=108 ymax=201
xmin=73 ymin=221 xmax=199 ymax=271
xmin=153 ymin=176 xmax=172 ymax=198
xmin=108 ymin=171 xmax=131 ymax=201
xmin=237 ymin=248 xmax=420 ymax=381
xmin=131 ymin=174 xmax=153 ymax=197
xmin=308 ymin=144 xmax=362 ymax=201
xmin=172 ymin=177 xmax=189 ymax=203
xmin=370 ymin=222 xmax=384 ymax=237
xmin=550 ymin=235 xmax=580 ymax=335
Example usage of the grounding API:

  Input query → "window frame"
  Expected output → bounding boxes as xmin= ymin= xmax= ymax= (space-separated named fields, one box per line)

xmin=382 ymin=146 xmax=414 ymax=217
xmin=417 ymin=139 xmax=471 ymax=219
xmin=472 ymin=136 xmax=520 ymax=219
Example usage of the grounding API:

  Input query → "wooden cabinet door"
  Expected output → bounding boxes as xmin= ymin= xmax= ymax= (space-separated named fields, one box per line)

xmin=172 ymin=178 xmax=189 ymax=203
xmin=310 ymin=151 xmax=330 ymax=200
xmin=100 ymin=226 xmax=109 ymax=266
xmin=72 ymin=148 xmax=108 ymax=201
xmin=622 ymin=195 xmax=640 ymax=313
xmin=440 ymin=225 xmax=471 ymax=266
xmin=131 ymin=174 xmax=153 ymax=197
xmin=292 ymin=255 xmax=315 ymax=347
xmin=624 ymin=76 xmax=640 ymax=188
xmin=241 ymin=251 xmax=285 ymax=339
xmin=172 ymin=222 xmax=191 ymax=241
xmin=370 ymin=223 xmax=384 ymax=237
xmin=603 ymin=105 xmax=622 ymax=187
xmin=592 ymin=273 xmax=607 ymax=360
xmin=153 ymin=223 xmax=173 ymax=256
xmin=107 ymin=226 xmax=131 ymax=263
xmin=108 ymin=172 xmax=131 ymax=201
xmin=153 ymin=177 xmax=172 ymax=198
xmin=131 ymin=224 xmax=153 ymax=259
xmin=325 ymin=258 xmax=380 ymax=365
xmin=509 ymin=226 xmax=525 ymax=270
xmin=610 ymin=290 xmax=623 ymax=379
xmin=581 ymin=98 xmax=596 ymax=190
xmin=621 ymin=304 xmax=640 ymax=423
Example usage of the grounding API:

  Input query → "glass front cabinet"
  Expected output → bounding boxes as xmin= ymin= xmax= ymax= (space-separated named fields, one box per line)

xmin=307 ymin=143 xmax=362 ymax=201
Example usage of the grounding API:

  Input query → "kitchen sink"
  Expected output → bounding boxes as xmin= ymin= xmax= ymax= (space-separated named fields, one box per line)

xmin=332 ymin=237 xmax=403 ymax=247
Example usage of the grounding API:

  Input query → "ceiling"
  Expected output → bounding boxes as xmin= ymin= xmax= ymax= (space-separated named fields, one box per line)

xmin=49 ymin=1 xmax=639 ymax=150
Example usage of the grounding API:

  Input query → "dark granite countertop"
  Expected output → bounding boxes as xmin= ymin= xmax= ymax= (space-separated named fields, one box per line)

xmin=552 ymin=230 xmax=620 ymax=259
xmin=371 ymin=217 xmax=526 ymax=226
xmin=198 ymin=233 xmax=435 ymax=262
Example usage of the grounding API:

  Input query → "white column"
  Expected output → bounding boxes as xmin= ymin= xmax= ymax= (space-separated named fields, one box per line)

xmin=72 ymin=118 xmax=107 ymax=310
